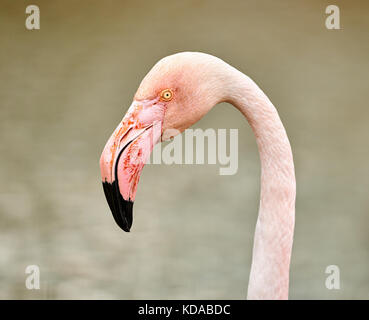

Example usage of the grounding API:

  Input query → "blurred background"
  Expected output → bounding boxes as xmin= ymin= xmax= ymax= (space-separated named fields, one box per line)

xmin=0 ymin=0 xmax=368 ymax=299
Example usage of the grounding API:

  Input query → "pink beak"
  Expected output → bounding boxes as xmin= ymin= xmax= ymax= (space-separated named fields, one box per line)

xmin=100 ymin=100 xmax=164 ymax=231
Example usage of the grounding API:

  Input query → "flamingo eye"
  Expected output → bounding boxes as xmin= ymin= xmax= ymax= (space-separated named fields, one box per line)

xmin=160 ymin=89 xmax=173 ymax=102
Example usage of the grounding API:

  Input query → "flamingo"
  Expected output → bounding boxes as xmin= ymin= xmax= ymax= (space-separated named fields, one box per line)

xmin=99 ymin=52 xmax=296 ymax=300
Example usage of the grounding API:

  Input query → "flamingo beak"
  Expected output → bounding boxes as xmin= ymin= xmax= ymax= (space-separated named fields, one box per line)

xmin=100 ymin=100 xmax=164 ymax=232
xmin=102 ymin=171 xmax=134 ymax=232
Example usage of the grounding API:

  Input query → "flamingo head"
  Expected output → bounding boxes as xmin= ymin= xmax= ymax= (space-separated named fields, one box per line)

xmin=100 ymin=52 xmax=227 ymax=231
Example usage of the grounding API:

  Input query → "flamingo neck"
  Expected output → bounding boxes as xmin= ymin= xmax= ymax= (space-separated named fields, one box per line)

xmin=225 ymin=69 xmax=296 ymax=299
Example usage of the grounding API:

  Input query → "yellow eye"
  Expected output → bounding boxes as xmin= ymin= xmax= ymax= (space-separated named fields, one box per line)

xmin=160 ymin=89 xmax=173 ymax=101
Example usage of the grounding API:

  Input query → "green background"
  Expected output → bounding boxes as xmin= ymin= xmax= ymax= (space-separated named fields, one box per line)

xmin=0 ymin=0 xmax=368 ymax=299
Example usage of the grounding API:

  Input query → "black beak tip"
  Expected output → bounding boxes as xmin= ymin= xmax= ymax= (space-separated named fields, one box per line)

xmin=121 ymin=224 xmax=131 ymax=233
xmin=102 ymin=181 xmax=134 ymax=233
